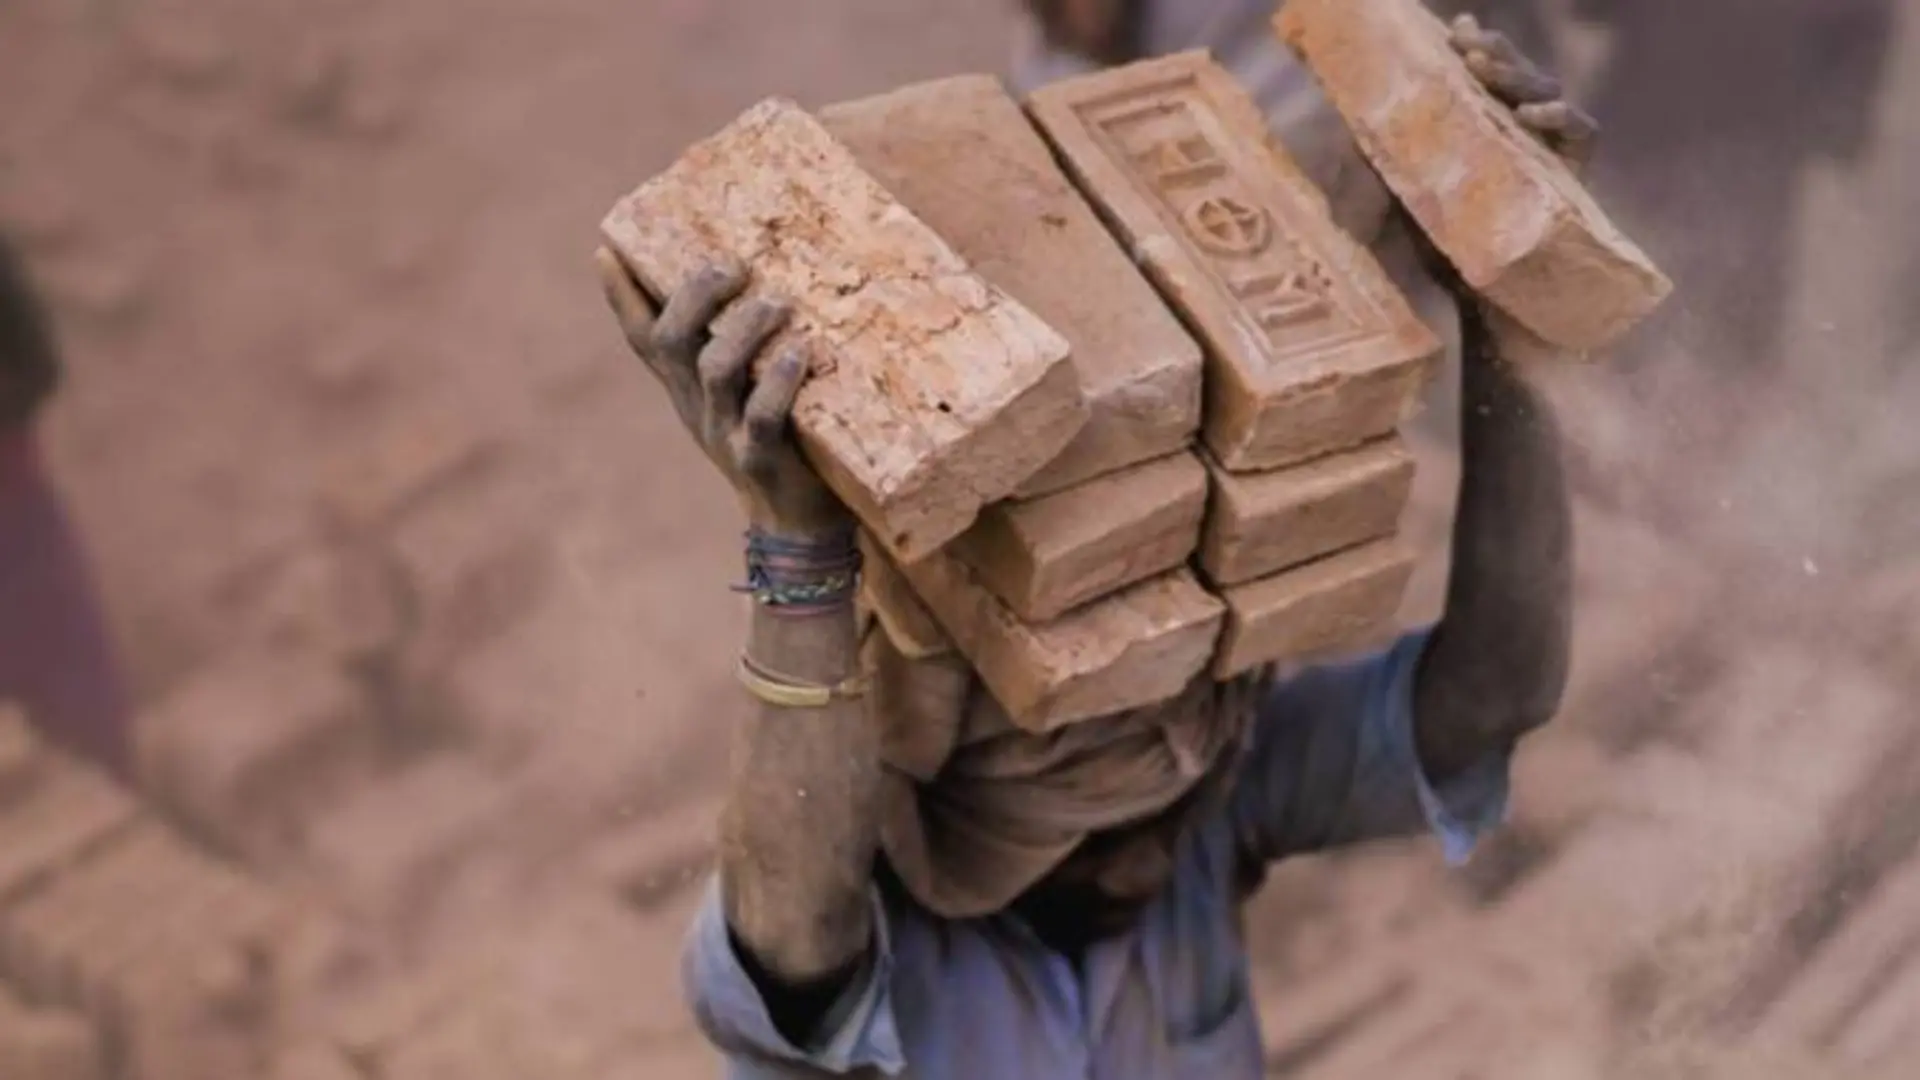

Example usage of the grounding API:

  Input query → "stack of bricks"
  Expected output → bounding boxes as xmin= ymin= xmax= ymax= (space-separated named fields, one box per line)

xmin=601 ymin=0 xmax=1667 ymax=731
xmin=603 ymin=58 xmax=1434 ymax=730
xmin=0 ymin=708 xmax=302 ymax=1080
xmin=1024 ymin=54 xmax=1439 ymax=681
xmin=601 ymin=60 xmax=1432 ymax=731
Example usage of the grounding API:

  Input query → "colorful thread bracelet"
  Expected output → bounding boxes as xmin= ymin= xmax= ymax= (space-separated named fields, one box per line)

xmin=733 ymin=526 xmax=862 ymax=614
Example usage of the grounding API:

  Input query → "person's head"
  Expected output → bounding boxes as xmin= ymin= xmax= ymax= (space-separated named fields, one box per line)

xmin=0 ymin=233 xmax=60 ymax=430
xmin=1010 ymin=702 xmax=1251 ymax=948
xmin=1025 ymin=0 xmax=1144 ymax=65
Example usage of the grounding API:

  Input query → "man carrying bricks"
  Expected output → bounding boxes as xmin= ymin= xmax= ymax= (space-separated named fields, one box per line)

xmin=595 ymin=21 xmax=1581 ymax=1080
xmin=0 ymin=233 xmax=134 ymax=778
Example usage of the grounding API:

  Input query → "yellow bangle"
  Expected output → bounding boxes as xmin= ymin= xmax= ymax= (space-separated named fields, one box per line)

xmin=735 ymin=653 xmax=869 ymax=709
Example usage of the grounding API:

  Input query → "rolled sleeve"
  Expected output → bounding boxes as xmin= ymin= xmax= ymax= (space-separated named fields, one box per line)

xmin=1230 ymin=629 xmax=1511 ymax=866
xmin=682 ymin=878 xmax=904 ymax=1076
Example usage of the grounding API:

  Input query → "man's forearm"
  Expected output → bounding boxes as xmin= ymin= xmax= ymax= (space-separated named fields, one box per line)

xmin=722 ymin=590 xmax=880 ymax=993
xmin=1414 ymin=304 xmax=1574 ymax=781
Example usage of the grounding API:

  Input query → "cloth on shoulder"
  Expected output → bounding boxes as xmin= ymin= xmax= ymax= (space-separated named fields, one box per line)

xmin=860 ymin=616 xmax=1269 ymax=919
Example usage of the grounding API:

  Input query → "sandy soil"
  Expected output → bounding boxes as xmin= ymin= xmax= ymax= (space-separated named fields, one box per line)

xmin=3 ymin=0 xmax=1918 ymax=1075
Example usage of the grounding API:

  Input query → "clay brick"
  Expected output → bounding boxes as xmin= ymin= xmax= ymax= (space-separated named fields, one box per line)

xmin=1026 ymin=53 xmax=1439 ymax=472
xmin=602 ymin=99 xmax=1087 ymax=562
xmin=822 ymin=75 xmax=1202 ymax=497
xmin=1199 ymin=437 xmax=1413 ymax=587
xmin=0 ymin=759 xmax=139 ymax=904
xmin=897 ymin=558 xmax=1224 ymax=730
xmin=380 ymin=898 xmax=683 ymax=1080
xmin=1212 ymin=539 xmax=1414 ymax=676
xmin=1761 ymin=854 xmax=1920 ymax=1050
xmin=577 ymin=795 xmax=720 ymax=911
xmin=134 ymin=649 xmax=372 ymax=861
xmin=858 ymin=531 xmax=953 ymax=659
xmin=0 ymin=1001 xmax=104 ymax=1080
xmin=327 ymin=947 xmax=505 ymax=1061
xmin=1276 ymin=0 xmax=1672 ymax=351
xmin=317 ymin=411 xmax=499 ymax=532
xmin=271 ymin=1045 xmax=361 ymax=1080
xmin=13 ymin=825 xmax=284 ymax=1019
xmin=948 ymin=451 xmax=1206 ymax=622
xmin=303 ymin=757 xmax=503 ymax=929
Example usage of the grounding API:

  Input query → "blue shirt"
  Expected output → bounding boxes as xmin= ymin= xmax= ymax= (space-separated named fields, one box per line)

xmin=684 ymin=631 xmax=1510 ymax=1079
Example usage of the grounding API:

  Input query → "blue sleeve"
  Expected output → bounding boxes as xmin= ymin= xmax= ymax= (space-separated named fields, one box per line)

xmin=681 ymin=878 xmax=906 ymax=1077
xmin=1228 ymin=629 xmax=1511 ymax=867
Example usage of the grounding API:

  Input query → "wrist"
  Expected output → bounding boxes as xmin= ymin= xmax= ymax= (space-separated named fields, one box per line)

xmin=736 ymin=525 xmax=863 ymax=617
xmin=745 ymin=515 xmax=857 ymax=546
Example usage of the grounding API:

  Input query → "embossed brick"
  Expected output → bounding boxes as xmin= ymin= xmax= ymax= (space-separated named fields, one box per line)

xmin=1027 ymin=52 xmax=1440 ymax=472
xmin=1213 ymin=539 xmax=1414 ymax=676
xmin=822 ymin=75 xmax=1202 ymax=497
xmin=948 ymin=451 xmax=1207 ymax=622
xmin=1277 ymin=0 xmax=1672 ymax=351
xmin=602 ymin=99 xmax=1086 ymax=562
xmin=1199 ymin=437 xmax=1413 ymax=587
xmin=897 ymin=559 xmax=1223 ymax=730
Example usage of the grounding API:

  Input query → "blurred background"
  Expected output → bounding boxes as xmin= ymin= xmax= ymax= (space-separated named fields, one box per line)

xmin=0 ymin=0 xmax=1916 ymax=1076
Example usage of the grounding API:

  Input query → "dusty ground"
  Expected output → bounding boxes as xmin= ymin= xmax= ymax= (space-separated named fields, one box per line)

xmin=2 ymin=0 xmax=1918 ymax=1076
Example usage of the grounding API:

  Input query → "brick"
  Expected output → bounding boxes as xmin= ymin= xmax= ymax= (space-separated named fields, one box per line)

xmin=1199 ymin=437 xmax=1413 ymax=587
xmin=1276 ymin=0 xmax=1672 ymax=351
xmin=822 ymin=75 xmax=1202 ymax=497
xmin=1761 ymin=853 xmax=1920 ymax=1051
xmin=1251 ymin=952 xmax=1416 ymax=1068
xmin=303 ymin=757 xmax=503 ymax=929
xmin=133 ymin=648 xmax=373 ymax=861
xmin=1212 ymin=539 xmax=1413 ymax=676
xmin=602 ymin=99 xmax=1086 ymax=563
xmin=858 ymin=532 xmax=953 ymax=659
xmin=1026 ymin=53 xmax=1439 ymax=472
xmin=0 ymin=1003 xmax=104 ymax=1080
xmin=897 ymin=558 xmax=1223 ymax=730
xmin=1832 ymin=951 xmax=1920 ymax=1072
xmin=327 ymin=948 xmax=506 ymax=1061
xmin=0 ymin=759 xmax=139 ymax=904
xmin=270 ymin=1045 xmax=361 ymax=1080
xmin=51 ymin=833 xmax=281 ymax=1017
xmin=317 ymin=411 xmax=500 ymax=532
xmin=2 ymin=822 xmax=285 ymax=1032
xmin=947 ymin=451 xmax=1207 ymax=622
xmin=577 ymin=795 xmax=720 ymax=911
xmin=380 ymin=898 xmax=684 ymax=1080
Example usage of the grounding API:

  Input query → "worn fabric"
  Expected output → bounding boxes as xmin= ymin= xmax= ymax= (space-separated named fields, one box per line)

xmin=872 ymin=626 xmax=1269 ymax=917
xmin=1010 ymin=0 xmax=1396 ymax=246
xmin=686 ymin=630 xmax=1513 ymax=1079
